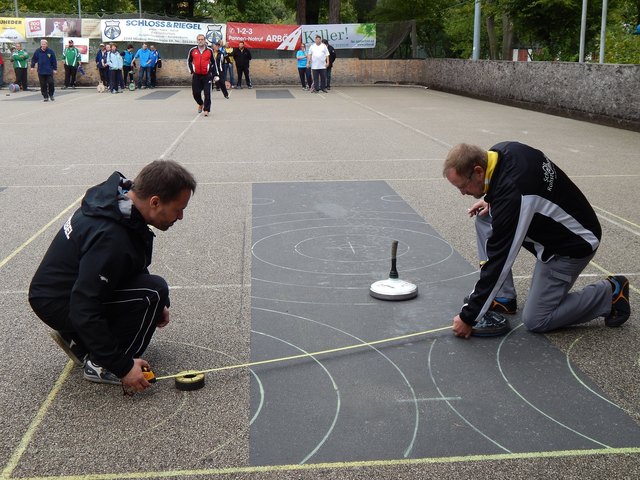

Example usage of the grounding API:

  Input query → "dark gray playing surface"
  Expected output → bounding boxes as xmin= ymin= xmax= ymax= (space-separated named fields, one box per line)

xmin=255 ymin=89 xmax=295 ymax=99
xmin=137 ymin=89 xmax=179 ymax=100
xmin=7 ymin=90 xmax=74 ymax=100
xmin=250 ymin=181 xmax=640 ymax=465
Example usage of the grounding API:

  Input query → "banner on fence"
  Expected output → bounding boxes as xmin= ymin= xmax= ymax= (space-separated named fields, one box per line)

xmin=226 ymin=23 xmax=301 ymax=50
xmin=0 ymin=17 xmax=26 ymax=42
xmin=100 ymin=19 xmax=225 ymax=45
xmin=24 ymin=17 xmax=81 ymax=38
xmin=302 ymin=24 xmax=376 ymax=49
xmin=81 ymin=19 xmax=102 ymax=39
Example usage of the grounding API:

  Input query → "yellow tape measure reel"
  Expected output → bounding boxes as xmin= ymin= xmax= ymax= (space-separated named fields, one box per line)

xmin=174 ymin=370 xmax=206 ymax=391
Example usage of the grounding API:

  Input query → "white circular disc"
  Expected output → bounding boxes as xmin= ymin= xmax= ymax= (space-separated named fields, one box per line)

xmin=369 ymin=278 xmax=418 ymax=301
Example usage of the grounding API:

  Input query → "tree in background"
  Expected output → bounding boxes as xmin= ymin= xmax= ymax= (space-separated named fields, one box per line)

xmin=598 ymin=0 xmax=640 ymax=63
xmin=368 ymin=0 xmax=451 ymax=58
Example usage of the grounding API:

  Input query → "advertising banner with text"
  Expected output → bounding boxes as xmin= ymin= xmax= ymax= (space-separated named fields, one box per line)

xmin=0 ymin=17 xmax=26 ymax=42
xmin=226 ymin=23 xmax=301 ymax=50
xmin=100 ymin=19 xmax=225 ymax=45
xmin=302 ymin=24 xmax=376 ymax=49
xmin=226 ymin=22 xmax=375 ymax=49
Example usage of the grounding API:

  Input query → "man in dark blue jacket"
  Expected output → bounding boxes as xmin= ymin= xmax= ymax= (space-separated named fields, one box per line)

xmin=30 ymin=39 xmax=57 ymax=102
xmin=29 ymin=160 xmax=196 ymax=392
xmin=443 ymin=141 xmax=630 ymax=338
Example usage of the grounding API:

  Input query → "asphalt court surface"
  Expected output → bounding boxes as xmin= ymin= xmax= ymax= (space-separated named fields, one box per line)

xmin=0 ymin=85 xmax=639 ymax=479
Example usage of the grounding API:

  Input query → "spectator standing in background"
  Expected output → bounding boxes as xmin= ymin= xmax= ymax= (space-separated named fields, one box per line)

xmin=232 ymin=41 xmax=252 ymax=89
xmin=134 ymin=43 xmax=152 ymax=89
xmin=296 ymin=43 xmax=312 ymax=90
xmin=122 ymin=44 xmax=135 ymax=88
xmin=223 ymin=42 xmax=235 ymax=88
xmin=307 ymin=35 xmax=329 ymax=93
xmin=96 ymin=43 xmax=109 ymax=89
xmin=62 ymin=39 xmax=81 ymax=89
xmin=322 ymin=39 xmax=336 ymax=90
xmin=12 ymin=43 xmax=30 ymax=91
xmin=149 ymin=45 xmax=161 ymax=88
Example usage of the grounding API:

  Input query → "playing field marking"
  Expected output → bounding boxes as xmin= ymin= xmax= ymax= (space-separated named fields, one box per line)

xmin=565 ymin=336 xmax=633 ymax=415
xmin=497 ymin=325 xmax=611 ymax=448
xmin=427 ymin=340 xmax=511 ymax=453
xmin=253 ymin=330 xmax=341 ymax=465
xmin=158 ymin=113 xmax=200 ymax=160
xmin=5 ymin=447 xmax=640 ymax=480
xmin=1 ymin=362 xmax=73 ymax=479
xmin=0 ymin=195 xmax=83 ymax=270
xmin=593 ymin=205 xmax=640 ymax=236
xmin=336 ymin=91 xmax=452 ymax=150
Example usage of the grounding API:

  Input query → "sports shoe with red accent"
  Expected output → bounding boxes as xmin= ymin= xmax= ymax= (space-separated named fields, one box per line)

xmin=605 ymin=275 xmax=630 ymax=327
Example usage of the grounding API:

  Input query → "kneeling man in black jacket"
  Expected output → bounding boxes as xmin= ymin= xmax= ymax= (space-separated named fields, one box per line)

xmin=29 ymin=160 xmax=197 ymax=392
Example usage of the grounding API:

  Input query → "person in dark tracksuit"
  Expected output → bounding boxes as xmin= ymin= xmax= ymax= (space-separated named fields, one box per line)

xmin=443 ymin=141 xmax=631 ymax=338
xmin=212 ymin=42 xmax=229 ymax=99
xmin=30 ymin=39 xmax=57 ymax=102
xmin=187 ymin=34 xmax=216 ymax=116
xmin=29 ymin=161 xmax=196 ymax=393
xmin=232 ymin=41 xmax=252 ymax=89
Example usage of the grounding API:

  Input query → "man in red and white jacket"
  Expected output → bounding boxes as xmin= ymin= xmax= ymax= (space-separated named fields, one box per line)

xmin=187 ymin=34 xmax=217 ymax=117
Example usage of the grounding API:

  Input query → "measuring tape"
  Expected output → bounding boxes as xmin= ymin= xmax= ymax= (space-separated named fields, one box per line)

xmin=155 ymin=325 xmax=452 ymax=388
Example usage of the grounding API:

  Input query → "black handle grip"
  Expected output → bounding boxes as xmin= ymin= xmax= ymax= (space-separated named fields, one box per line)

xmin=389 ymin=240 xmax=398 ymax=278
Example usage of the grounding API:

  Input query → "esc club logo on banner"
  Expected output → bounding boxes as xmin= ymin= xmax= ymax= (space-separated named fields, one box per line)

xmin=206 ymin=25 xmax=223 ymax=45
xmin=103 ymin=20 xmax=121 ymax=40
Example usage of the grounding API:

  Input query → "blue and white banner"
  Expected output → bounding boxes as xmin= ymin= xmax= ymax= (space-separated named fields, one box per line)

xmin=100 ymin=19 xmax=225 ymax=45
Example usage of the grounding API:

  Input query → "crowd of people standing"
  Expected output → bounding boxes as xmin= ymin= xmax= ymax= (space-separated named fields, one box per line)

xmin=3 ymin=35 xmax=339 ymax=103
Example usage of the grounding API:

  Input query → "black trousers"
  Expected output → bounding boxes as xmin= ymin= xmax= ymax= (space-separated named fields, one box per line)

xmin=192 ymin=73 xmax=212 ymax=111
xmin=236 ymin=64 xmax=251 ymax=87
xmin=151 ymin=65 xmax=158 ymax=87
xmin=30 ymin=274 xmax=169 ymax=364
xmin=38 ymin=74 xmax=55 ymax=98
xmin=64 ymin=64 xmax=78 ymax=87
xmin=311 ymin=68 xmax=327 ymax=91
xmin=109 ymin=69 xmax=124 ymax=91
xmin=15 ymin=67 xmax=28 ymax=90
xmin=214 ymin=75 xmax=228 ymax=97
xmin=298 ymin=67 xmax=312 ymax=88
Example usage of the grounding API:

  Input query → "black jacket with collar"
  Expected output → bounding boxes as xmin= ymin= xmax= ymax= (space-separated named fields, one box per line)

xmin=460 ymin=141 xmax=601 ymax=326
xmin=29 ymin=172 xmax=154 ymax=377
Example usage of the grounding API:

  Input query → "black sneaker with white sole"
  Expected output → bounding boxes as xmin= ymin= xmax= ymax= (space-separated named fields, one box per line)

xmin=471 ymin=311 xmax=511 ymax=337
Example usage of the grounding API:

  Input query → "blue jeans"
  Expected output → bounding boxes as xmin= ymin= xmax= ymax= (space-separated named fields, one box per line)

xmin=138 ymin=66 xmax=151 ymax=87
xmin=223 ymin=63 xmax=234 ymax=85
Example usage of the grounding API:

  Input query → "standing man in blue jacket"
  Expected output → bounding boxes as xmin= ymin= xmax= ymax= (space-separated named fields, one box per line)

xmin=149 ymin=44 xmax=161 ymax=88
xmin=134 ymin=43 xmax=153 ymax=89
xmin=29 ymin=160 xmax=197 ymax=392
xmin=30 ymin=39 xmax=57 ymax=102
xmin=443 ymin=141 xmax=630 ymax=338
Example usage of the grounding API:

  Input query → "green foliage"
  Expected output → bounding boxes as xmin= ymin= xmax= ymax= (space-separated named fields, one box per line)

xmin=195 ymin=0 xmax=294 ymax=23
xmin=368 ymin=0 xmax=452 ymax=57
xmin=599 ymin=0 xmax=640 ymax=63
xmin=317 ymin=0 xmax=359 ymax=23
